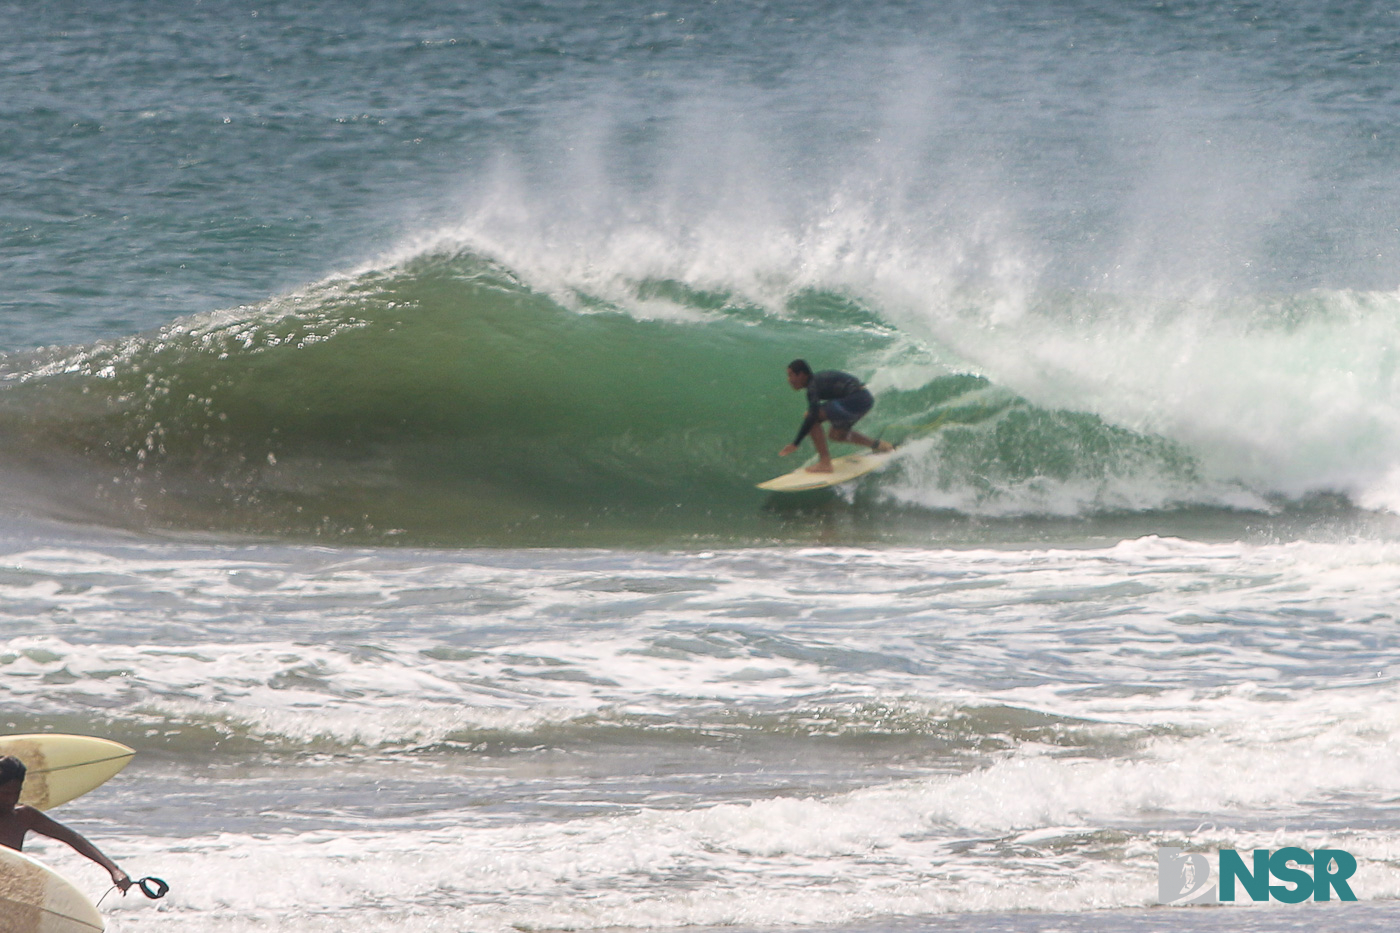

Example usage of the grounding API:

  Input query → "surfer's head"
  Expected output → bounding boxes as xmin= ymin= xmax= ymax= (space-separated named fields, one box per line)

xmin=786 ymin=359 xmax=812 ymax=389
xmin=0 ymin=756 xmax=23 ymax=788
xmin=0 ymin=756 xmax=23 ymax=807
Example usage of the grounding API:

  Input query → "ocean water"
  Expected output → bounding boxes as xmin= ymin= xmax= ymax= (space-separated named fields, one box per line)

xmin=4 ymin=0 xmax=1400 ymax=930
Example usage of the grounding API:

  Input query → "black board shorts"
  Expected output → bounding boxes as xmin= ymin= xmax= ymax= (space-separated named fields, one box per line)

xmin=822 ymin=388 xmax=873 ymax=431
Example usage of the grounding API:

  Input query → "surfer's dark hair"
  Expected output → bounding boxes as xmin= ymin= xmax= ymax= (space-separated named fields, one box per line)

xmin=787 ymin=359 xmax=812 ymax=376
xmin=0 ymin=755 xmax=24 ymax=786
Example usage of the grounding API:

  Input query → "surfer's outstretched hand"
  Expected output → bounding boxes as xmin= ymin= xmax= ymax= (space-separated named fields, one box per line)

xmin=779 ymin=444 xmax=797 ymax=457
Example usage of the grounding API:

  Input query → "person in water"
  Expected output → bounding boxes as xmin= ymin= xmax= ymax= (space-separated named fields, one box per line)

xmin=0 ymin=755 xmax=132 ymax=892
xmin=779 ymin=359 xmax=894 ymax=473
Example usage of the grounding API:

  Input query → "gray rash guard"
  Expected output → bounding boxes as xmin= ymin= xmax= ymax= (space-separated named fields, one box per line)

xmin=792 ymin=370 xmax=866 ymax=446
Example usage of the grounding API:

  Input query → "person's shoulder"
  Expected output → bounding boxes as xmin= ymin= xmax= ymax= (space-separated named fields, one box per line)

xmin=0 ymin=804 xmax=36 ymax=827
xmin=12 ymin=804 xmax=52 ymax=826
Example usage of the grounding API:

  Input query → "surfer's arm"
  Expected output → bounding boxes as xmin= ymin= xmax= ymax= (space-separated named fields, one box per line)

xmin=22 ymin=808 xmax=132 ymax=890
xmin=791 ymin=406 xmax=820 ymax=447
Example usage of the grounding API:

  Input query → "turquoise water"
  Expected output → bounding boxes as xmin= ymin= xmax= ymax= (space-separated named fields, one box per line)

xmin=0 ymin=249 xmax=1252 ymax=546
xmin=5 ymin=2 xmax=1400 ymax=931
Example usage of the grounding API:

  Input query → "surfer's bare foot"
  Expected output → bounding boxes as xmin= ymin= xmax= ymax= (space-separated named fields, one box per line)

xmin=805 ymin=462 xmax=835 ymax=474
xmin=873 ymin=441 xmax=895 ymax=453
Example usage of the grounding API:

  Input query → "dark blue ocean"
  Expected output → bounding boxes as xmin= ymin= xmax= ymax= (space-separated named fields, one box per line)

xmin=4 ymin=2 xmax=1400 ymax=930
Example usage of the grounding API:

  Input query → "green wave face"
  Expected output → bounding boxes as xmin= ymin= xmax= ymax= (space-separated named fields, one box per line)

xmin=0 ymin=250 xmax=1217 ymax=546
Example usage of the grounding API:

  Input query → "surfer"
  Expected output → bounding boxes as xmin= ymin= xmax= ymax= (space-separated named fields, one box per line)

xmin=779 ymin=359 xmax=894 ymax=473
xmin=0 ymin=755 xmax=133 ymax=892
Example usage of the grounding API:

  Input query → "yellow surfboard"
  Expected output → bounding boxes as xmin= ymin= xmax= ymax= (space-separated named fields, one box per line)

xmin=0 ymin=846 xmax=105 ymax=933
xmin=757 ymin=450 xmax=898 ymax=492
xmin=0 ymin=735 xmax=135 ymax=811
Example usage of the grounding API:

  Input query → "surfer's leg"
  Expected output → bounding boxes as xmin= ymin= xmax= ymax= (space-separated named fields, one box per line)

xmin=829 ymin=427 xmax=858 ymax=444
xmin=840 ymin=429 xmax=893 ymax=452
xmin=826 ymin=392 xmax=890 ymax=451
xmin=810 ymin=425 xmax=834 ymax=468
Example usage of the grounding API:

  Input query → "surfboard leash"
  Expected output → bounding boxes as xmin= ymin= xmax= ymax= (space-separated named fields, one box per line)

xmin=97 ymin=875 xmax=169 ymax=907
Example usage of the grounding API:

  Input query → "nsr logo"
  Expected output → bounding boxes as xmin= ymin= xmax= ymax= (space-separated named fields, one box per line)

xmin=1158 ymin=847 xmax=1358 ymax=905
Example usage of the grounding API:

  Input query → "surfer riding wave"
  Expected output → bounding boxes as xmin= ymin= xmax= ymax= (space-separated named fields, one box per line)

xmin=779 ymin=359 xmax=894 ymax=473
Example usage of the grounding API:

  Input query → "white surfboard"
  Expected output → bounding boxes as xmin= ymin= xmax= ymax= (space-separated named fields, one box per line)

xmin=0 ymin=846 xmax=104 ymax=933
xmin=757 ymin=449 xmax=898 ymax=492
xmin=0 ymin=736 xmax=135 ymax=811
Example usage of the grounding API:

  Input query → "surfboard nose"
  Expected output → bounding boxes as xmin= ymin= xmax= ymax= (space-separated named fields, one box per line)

xmin=0 ymin=735 xmax=136 ymax=811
